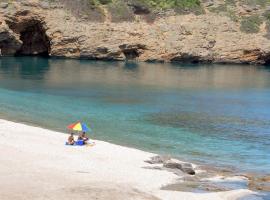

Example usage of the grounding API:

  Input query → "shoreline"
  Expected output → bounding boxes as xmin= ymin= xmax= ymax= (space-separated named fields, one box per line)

xmin=2 ymin=55 xmax=270 ymax=67
xmin=0 ymin=114 xmax=267 ymax=177
xmin=0 ymin=118 xmax=262 ymax=200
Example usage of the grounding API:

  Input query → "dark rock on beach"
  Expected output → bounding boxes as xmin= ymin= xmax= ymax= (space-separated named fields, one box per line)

xmin=163 ymin=160 xmax=182 ymax=169
xmin=180 ymin=163 xmax=196 ymax=175
xmin=145 ymin=155 xmax=171 ymax=164
xmin=145 ymin=155 xmax=196 ymax=175
xmin=163 ymin=160 xmax=196 ymax=175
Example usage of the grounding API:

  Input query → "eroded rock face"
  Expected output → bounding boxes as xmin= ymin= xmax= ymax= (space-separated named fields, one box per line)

xmin=0 ymin=7 xmax=50 ymax=56
xmin=17 ymin=22 xmax=50 ymax=55
xmin=0 ymin=0 xmax=270 ymax=64
xmin=0 ymin=21 xmax=22 ymax=55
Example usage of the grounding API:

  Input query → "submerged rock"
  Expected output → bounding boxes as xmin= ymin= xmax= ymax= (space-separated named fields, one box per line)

xmin=247 ymin=175 xmax=270 ymax=192
xmin=162 ymin=175 xmax=250 ymax=193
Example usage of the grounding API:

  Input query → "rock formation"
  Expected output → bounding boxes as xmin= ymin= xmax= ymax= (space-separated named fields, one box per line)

xmin=145 ymin=155 xmax=196 ymax=175
xmin=163 ymin=160 xmax=196 ymax=175
xmin=0 ymin=0 xmax=270 ymax=64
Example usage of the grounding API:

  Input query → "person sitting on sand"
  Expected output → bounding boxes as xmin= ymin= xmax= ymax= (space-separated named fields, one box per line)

xmin=82 ymin=132 xmax=89 ymax=142
xmin=67 ymin=133 xmax=75 ymax=145
xmin=78 ymin=132 xmax=89 ymax=144
xmin=77 ymin=133 xmax=83 ymax=141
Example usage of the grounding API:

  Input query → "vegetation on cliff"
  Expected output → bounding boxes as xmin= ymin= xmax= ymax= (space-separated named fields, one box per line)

xmin=49 ymin=0 xmax=204 ymax=22
xmin=3 ymin=0 xmax=270 ymax=37
xmin=60 ymin=0 xmax=201 ymax=10
xmin=1 ymin=0 xmax=270 ymax=64
xmin=45 ymin=0 xmax=270 ymax=31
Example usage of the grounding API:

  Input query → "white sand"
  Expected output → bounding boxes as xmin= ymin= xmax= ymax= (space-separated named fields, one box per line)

xmin=0 ymin=119 xmax=256 ymax=200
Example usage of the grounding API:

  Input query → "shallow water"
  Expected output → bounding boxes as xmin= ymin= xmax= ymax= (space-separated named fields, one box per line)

xmin=0 ymin=57 xmax=270 ymax=175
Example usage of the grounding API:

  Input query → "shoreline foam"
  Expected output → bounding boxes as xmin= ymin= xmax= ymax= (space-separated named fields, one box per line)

xmin=0 ymin=119 xmax=259 ymax=200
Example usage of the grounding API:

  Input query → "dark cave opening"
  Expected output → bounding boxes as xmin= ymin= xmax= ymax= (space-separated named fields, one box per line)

xmin=15 ymin=22 xmax=50 ymax=56
xmin=0 ymin=40 xmax=14 ymax=55
xmin=122 ymin=49 xmax=140 ymax=60
xmin=264 ymin=55 xmax=270 ymax=66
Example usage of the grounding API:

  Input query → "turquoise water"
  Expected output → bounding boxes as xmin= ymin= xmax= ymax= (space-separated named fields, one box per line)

xmin=0 ymin=57 xmax=270 ymax=174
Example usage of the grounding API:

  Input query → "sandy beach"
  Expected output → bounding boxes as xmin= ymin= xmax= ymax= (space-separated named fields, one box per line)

xmin=0 ymin=119 xmax=257 ymax=200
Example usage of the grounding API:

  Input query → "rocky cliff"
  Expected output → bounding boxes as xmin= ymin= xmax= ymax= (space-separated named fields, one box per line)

xmin=0 ymin=0 xmax=270 ymax=64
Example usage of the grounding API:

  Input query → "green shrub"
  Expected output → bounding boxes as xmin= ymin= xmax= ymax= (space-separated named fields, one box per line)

xmin=55 ymin=0 xmax=105 ymax=21
xmin=241 ymin=0 xmax=270 ymax=7
xmin=225 ymin=0 xmax=235 ymax=5
xmin=174 ymin=0 xmax=201 ymax=8
xmin=126 ymin=0 xmax=202 ymax=12
xmin=108 ymin=0 xmax=135 ymax=22
xmin=98 ymin=0 xmax=112 ymax=4
xmin=47 ymin=0 xmax=206 ymax=22
xmin=208 ymin=4 xmax=227 ymax=13
xmin=226 ymin=9 xmax=239 ymax=22
xmin=240 ymin=15 xmax=262 ymax=33
xmin=174 ymin=0 xmax=204 ymax=15
xmin=263 ymin=10 xmax=270 ymax=21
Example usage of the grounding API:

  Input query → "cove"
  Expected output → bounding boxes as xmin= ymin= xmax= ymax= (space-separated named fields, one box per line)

xmin=0 ymin=56 xmax=270 ymax=175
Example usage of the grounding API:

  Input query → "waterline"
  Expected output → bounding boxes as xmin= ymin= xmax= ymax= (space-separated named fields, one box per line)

xmin=0 ymin=57 xmax=270 ymax=174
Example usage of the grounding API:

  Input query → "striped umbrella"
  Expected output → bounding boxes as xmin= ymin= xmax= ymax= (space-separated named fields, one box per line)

xmin=67 ymin=121 xmax=91 ymax=132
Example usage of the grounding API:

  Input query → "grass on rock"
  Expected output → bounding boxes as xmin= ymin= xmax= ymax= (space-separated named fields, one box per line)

xmin=240 ymin=15 xmax=263 ymax=33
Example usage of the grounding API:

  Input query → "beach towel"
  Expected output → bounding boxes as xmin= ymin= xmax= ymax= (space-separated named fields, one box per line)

xmin=65 ymin=141 xmax=95 ymax=146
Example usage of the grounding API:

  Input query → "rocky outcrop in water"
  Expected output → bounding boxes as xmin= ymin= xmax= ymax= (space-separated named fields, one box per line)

xmin=0 ymin=0 xmax=270 ymax=65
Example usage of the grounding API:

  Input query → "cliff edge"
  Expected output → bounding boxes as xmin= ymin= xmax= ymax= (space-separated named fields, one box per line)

xmin=0 ymin=0 xmax=270 ymax=64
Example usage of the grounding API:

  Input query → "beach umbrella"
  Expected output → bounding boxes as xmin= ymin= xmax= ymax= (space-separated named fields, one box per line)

xmin=67 ymin=122 xmax=91 ymax=132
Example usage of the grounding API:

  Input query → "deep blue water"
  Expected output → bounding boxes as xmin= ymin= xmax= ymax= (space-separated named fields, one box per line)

xmin=0 ymin=57 xmax=270 ymax=174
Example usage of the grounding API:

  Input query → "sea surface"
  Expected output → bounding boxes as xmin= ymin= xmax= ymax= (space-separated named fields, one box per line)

xmin=0 ymin=57 xmax=270 ymax=175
